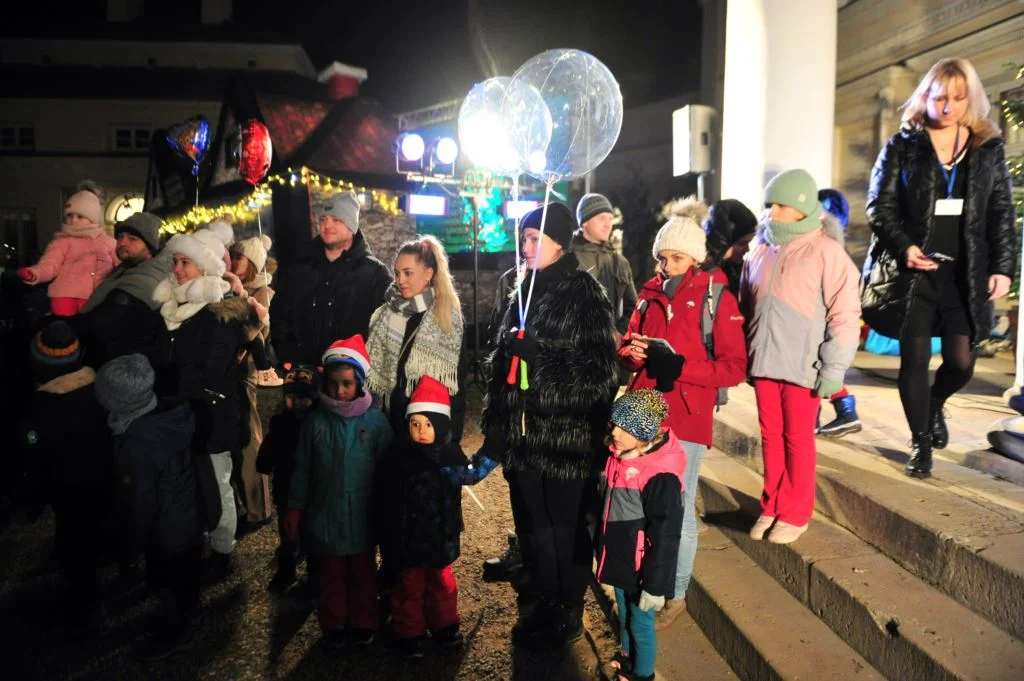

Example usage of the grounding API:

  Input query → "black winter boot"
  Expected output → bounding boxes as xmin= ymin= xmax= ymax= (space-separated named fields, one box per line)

xmin=906 ymin=432 xmax=933 ymax=479
xmin=483 ymin=531 xmax=522 ymax=583
xmin=930 ymin=402 xmax=949 ymax=449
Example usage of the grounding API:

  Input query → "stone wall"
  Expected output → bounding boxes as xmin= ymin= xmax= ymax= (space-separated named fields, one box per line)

xmin=360 ymin=210 xmax=416 ymax=269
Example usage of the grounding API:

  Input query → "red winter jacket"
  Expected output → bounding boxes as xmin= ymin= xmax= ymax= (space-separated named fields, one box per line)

xmin=619 ymin=267 xmax=748 ymax=446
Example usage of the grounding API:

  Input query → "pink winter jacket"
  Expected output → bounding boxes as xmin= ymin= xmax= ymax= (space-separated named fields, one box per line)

xmin=739 ymin=214 xmax=861 ymax=390
xmin=27 ymin=230 xmax=119 ymax=300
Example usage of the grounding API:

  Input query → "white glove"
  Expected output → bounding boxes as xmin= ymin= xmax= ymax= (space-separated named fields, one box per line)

xmin=638 ymin=590 xmax=665 ymax=612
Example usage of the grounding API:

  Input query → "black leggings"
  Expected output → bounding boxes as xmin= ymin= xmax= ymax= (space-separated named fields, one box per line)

xmin=506 ymin=468 xmax=591 ymax=606
xmin=898 ymin=334 xmax=975 ymax=435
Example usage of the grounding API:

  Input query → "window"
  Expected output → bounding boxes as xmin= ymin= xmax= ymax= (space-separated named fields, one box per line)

xmin=1 ymin=210 xmax=38 ymax=265
xmin=0 ymin=124 xmax=35 ymax=150
xmin=1002 ymin=87 xmax=1024 ymax=146
xmin=111 ymin=126 xmax=152 ymax=151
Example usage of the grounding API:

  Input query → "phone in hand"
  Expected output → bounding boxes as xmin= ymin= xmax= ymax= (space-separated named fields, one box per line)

xmin=634 ymin=335 xmax=677 ymax=354
xmin=927 ymin=252 xmax=955 ymax=263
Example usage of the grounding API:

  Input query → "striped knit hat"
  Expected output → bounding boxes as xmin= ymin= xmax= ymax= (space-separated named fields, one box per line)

xmin=30 ymin=319 xmax=83 ymax=384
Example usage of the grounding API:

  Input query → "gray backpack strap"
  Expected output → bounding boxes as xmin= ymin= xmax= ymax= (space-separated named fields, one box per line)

xmin=701 ymin=274 xmax=726 ymax=358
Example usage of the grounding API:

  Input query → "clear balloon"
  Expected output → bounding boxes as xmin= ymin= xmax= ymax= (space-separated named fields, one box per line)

xmin=165 ymin=116 xmax=211 ymax=176
xmin=459 ymin=77 xmax=550 ymax=178
xmin=504 ymin=49 xmax=623 ymax=183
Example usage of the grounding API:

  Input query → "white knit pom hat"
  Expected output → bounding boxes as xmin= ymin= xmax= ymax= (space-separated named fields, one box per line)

xmin=232 ymin=234 xmax=272 ymax=273
xmin=204 ymin=219 xmax=235 ymax=248
xmin=652 ymin=215 xmax=707 ymax=263
xmin=167 ymin=230 xmax=227 ymax=276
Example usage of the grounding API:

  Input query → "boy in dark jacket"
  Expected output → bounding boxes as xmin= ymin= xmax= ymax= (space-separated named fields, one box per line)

xmin=597 ymin=390 xmax=684 ymax=681
xmin=256 ymin=363 xmax=319 ymax=593
xmin=95 ymin=353 xmax=201 ymax=662
xmin=18 ymin=319 xmax=115 ymax=631
xmin=383 ymin=376 xmax=497 ymax=658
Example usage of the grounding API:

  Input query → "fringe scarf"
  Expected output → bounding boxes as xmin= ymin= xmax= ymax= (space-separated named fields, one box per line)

xmin=365 ymin=284 xmax=462 ymax=409
xmin=153 ymin=275 xmax=231 ymax=331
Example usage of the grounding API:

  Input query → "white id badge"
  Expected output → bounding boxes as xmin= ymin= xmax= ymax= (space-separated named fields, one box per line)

xmin=935 ymin=198 xmax=964 ymax=216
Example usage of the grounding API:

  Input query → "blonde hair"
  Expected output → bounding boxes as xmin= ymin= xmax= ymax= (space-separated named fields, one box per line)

xmin=396 ymin=235 xmax=463 ymax=335
xmin=900 ymin=57 xmax=1000 ymax=140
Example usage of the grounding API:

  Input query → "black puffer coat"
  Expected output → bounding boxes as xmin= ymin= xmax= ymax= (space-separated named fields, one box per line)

xmin=270 ymin=233 xmax=391 ymax=366
xmin=861 ymin=129 xmax=1016 ymax=344
xmin=481 ymin=253 xmax=618 ymax=480
xmin=154 ymin=297 xmax=261 ymax=455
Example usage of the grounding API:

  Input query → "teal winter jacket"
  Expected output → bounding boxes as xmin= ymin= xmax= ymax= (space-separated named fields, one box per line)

xmin=288 ymin=402 xmax=393 ymax=556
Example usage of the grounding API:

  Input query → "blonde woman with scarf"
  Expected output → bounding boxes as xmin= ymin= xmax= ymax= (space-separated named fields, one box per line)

xmin=365 ymin=235 xmax=467 ymax=598
xmin=153 ymin=229 xmax=267 ymax=583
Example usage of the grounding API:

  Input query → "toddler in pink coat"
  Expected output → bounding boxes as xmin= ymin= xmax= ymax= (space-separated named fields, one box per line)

xmin=18 ymin=185 xmax=119 ymax=316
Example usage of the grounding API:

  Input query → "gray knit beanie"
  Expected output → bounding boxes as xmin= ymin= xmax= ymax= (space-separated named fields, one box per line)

xmin=96 ymin=353 xmax=158 ymax=434
xmin=115 ymin=212 xmax=163 ymax=255
xmin=576 ymin=193 xmax=614 ymax=227
xmin=318 ymin=191 xmax=361 ymax=234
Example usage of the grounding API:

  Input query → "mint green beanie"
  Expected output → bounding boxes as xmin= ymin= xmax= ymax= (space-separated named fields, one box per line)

xmin=764 ymin=169 xmax=821 ymax=222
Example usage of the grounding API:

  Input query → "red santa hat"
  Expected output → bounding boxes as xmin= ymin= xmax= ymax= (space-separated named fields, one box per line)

xmin=405 ymin=375 xmax=451 ymax=418
xmin=321 ymin=335 xmax=370 ymax=382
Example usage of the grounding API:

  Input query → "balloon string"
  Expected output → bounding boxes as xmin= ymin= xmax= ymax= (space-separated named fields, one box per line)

xmin=194 ymin=176 xmax=199 ymax=209
xmin=521 ymin=180 xmax=554 ymax=329
xmin=257 ymin=207 xmax=263 ymax=238
xmin=513 ymin=173 xmax=524 ymax=324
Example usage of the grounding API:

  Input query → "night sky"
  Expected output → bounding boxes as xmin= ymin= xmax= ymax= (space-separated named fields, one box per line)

xmin=5 ymin=0 xmax=702 ymax=114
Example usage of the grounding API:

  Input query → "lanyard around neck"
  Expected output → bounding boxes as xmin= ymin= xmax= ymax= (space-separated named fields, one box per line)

xmin=938 ymin=126 xmax=961 ymax=198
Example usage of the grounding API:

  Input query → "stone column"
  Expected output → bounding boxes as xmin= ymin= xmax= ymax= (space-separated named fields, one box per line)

xmin=720 ymin=0 xmax=838 ymax=210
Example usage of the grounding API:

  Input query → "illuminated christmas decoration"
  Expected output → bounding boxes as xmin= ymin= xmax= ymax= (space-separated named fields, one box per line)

xmin=462 ymin=187 xmax=512 ymax=253
xmin=159 ymin=166 xmax=403 ymax=236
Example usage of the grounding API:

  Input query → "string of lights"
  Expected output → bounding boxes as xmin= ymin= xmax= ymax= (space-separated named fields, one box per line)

xmin=159 ymin=166 xmax=404 ymax=236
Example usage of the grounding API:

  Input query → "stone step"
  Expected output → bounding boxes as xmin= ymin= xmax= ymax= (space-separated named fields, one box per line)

xmin=697 ymin=453 xmax=1024 ymax=681
xmin=712 ymin=383 xmax=1024 ymax=641
xmin=688 ymin=525 xmax=885 ymax=681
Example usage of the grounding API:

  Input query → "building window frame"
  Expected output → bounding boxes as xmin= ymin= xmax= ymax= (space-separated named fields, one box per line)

xmin=110 ymin=125 xmax=153 ymax=152
xmin=0 ymin=123 xmax=36 ymax=151
xmin=1 ymin=209 xmax=39 ymax=265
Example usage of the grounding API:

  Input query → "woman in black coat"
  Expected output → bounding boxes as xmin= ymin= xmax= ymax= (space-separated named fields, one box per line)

xmin=861 ymin=57 xmax=1016 ymax=478
xmin=481 ymin=203 xmax=618 ymax=649
xmin=152 ymin=229 xmax=265 ymax=579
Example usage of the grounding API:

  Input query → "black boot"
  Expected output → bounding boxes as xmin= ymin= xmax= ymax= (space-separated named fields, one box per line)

xmin=519 ymin=600 xmax=584 ymax=650
xmin=200 ymin=551 xmax=234 ymax=585
xmin=512 ymin=596 xmax=554 ymax=642
xmin=930 ymin=402 xmax=949 ymax=449
xmin=482 ymin=531 xmax=522 ymax=583
xmin=268 ymin=551 xmax=297 ymax=593
xmin=906 ymin=432 xmax=933 ymax=478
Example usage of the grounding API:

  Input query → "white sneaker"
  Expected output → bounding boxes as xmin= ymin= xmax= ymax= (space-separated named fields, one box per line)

xmin=257 ymin=368 xmax=284 ymax=388
xmin=749 ymin=515 xmax=776 ymax=540
xmin=767 ymin=521 xmax=808 ymax=544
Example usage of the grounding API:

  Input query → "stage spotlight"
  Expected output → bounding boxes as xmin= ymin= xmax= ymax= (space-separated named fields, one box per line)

xmin=435 ymin=137 xmax=459 ymax=166
xmin=399 ymin=133 xmax=425 ymax=162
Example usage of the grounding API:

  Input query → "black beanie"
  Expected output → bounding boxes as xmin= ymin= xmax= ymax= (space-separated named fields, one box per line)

xmin=30 ymin=319 xmax=83 ymax=384
xmin=704 ymin=199 xmax=758 ymax=263
xmin=520 ymin=202 xmax=575 ymax=251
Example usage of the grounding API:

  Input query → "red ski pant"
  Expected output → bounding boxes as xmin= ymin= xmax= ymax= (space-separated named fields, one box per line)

xmin=754 ymin=378 xmax=821 ymax=526
xmin=51 ymin=297 xmax=86 ymax=316
xmin=317 ymin=553 xmax=378 ymax=632
xmin=391 ymin=565 xmax=459 ymax=639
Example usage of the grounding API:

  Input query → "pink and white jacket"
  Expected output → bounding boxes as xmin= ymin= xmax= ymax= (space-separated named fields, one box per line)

xmin=596 ymin=429 xmax=685 ymax=598
xmin=739 ymin=213 xmax=861 ymax=389
xmin=26 ymin=226 xmax=119 ymax=300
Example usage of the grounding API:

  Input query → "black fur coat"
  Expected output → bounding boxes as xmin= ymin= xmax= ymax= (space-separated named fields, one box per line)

xmin=481 ymin=253 xmax=618 ymax=480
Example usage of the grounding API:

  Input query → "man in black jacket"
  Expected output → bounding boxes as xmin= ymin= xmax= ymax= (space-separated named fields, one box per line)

xmin=78 ymin=212 xmax=169 ymax=368
xmin=271 ymin=191 xmax=391 ymax=366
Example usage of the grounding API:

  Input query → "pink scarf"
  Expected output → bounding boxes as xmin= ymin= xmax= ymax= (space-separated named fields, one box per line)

xmin=61 ymin=222 xmax=103 ymax=239
xmin=319 ymin=391 xmax=372 ymax=419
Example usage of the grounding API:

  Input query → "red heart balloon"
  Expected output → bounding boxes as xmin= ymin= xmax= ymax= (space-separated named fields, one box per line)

xmin=237 ymin=120 xmax=273 ymax=186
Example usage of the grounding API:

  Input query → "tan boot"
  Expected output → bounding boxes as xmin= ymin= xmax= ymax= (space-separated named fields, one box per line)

xmin=654 ymin=598 xmax=686 ymax=631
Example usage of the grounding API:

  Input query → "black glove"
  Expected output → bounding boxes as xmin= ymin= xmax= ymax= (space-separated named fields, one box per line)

xmin=645 ymin=343 xmax=685 ymax=392
xmin=504 ymin=328 xmax=540 ymax=366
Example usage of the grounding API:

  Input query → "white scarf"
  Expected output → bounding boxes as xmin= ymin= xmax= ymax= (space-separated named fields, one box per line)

xmin=153 ymin=275 xmax=230 ymax=330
